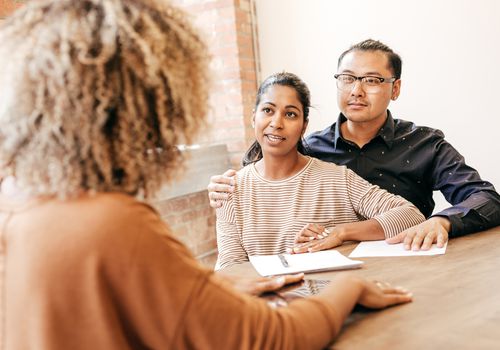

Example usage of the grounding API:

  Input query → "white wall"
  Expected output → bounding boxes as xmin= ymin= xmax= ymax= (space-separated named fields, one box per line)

xmin=254 ymin=0 xmax=500 ymax=211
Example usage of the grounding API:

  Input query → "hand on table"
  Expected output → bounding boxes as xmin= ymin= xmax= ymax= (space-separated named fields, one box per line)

xmin=385 ymin=216 xmax=450 ymax=251
xmin=357 ymin=278 xmax=413 ymax=309
xmin=216 ymin=271 xmax=304 ymax=296
xmin=292 ymin=223 xmax=343 ymax=254
xmin=207 ymin=169 xmax=236 ymax=208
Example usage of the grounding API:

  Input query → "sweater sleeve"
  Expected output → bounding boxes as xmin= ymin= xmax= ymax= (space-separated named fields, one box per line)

xmin=215 ymin=192 xmax=249 ymax=270
xmin=177 ymin=264 xmax=340 ymax=350
xmin=117 ymin=202 xmax=339 ymax=350
xmin=345 ymin=168 xmax=426 ymax=238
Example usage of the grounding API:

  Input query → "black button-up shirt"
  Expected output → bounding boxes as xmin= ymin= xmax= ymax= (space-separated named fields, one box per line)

xmin=304 ymin=111 xmax=500 ymax=237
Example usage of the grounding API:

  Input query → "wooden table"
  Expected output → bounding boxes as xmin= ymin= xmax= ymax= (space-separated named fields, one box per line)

xmin=224 ymin=226 xmax=500 ymax=350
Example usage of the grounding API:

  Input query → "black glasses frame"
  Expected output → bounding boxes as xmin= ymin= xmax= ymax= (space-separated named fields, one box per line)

xmin=333 ymin=73 xmax=396 ymax=84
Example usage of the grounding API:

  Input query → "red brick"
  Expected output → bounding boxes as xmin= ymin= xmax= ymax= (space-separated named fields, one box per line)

xmin=235 ymin=8 xmax=251 ymax=24
xmin=204 ymin=0 xmax=234 ymax=11
xmin=238 ymin=44 xmax=255 ymax=59
xmin=195 ymin=239 xmax=218 ymax=256
xmin=188 ymin=192 xmax=208 ymax=207
xmin=172 ymin=195 xmax=192 ymax=208
xmin=240 ymin=69 xmax=257 ymax=82
xmin=152 ymin=199 xmax=174 ymax=215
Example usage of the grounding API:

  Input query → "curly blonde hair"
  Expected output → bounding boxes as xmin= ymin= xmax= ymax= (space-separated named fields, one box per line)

xmin=0 ymin=0 xmax=209 ymax=198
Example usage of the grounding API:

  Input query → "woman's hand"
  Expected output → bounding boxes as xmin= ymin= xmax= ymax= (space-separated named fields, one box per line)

xmin=292 ymin=224 xmax=343 ymax=253
xmin=294 ymin=223 xmax=330 ymax=243
xmin=357 ymin=278 xmax=413 ymax=309
xmin=216 ymin=271 xmax=304 ymax=296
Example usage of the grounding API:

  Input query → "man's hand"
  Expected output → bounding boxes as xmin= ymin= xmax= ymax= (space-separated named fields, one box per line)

xmin=292 ymin=224 xmax=344 ymax=254
xmin=207 ymin=169 xmax=236 ymax=208
xmin=215 ymin=271 xmax=304 ymax=296
xmin=385 ymin=216 xmax=451 ymax=251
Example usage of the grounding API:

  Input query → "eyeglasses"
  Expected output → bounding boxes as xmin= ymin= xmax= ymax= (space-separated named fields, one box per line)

xmin=334 ymin=73 xmax=396 ymax=94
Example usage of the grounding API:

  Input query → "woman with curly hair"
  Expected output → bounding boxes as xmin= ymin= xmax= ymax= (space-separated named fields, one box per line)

xmin=0 ymin=0 xmax=412 ymax=349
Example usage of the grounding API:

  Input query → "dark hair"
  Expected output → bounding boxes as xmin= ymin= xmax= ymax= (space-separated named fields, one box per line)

xmin=337 ymin=39 xmax=402 ymax=79
xmin=242 ymin=72 xmax=311 ymax=166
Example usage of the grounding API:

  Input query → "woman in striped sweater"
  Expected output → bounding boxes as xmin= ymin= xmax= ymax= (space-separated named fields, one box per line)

xmin=215 ymin=72 xmax=425 ymax=269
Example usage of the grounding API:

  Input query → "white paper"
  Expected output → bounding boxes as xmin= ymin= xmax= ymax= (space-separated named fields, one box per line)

xmin=249 ymin=250 xmax=363 ymax=276
xmin=348 ymin=240 xmax=447 ymax=258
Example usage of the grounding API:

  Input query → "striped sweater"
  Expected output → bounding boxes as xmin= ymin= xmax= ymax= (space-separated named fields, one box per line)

xmin=215 ymin=157 xmax=425 ymax=269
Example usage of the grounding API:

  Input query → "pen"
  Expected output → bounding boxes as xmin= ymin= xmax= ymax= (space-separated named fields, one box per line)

xmin=278 ymin=254 xmax=289 ymax=268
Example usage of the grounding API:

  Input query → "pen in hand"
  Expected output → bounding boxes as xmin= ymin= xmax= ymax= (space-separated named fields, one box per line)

xmin=278 ymin=254 xmax=289 ymax=267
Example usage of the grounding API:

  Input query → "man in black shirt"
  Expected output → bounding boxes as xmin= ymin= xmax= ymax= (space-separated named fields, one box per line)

xmin=208 ymin=39 xmax=500 ymax=251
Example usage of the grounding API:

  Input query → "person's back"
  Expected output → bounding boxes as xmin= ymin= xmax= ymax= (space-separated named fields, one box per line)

xmin=1 ymin=191 xmax=201 ymax=348
xmin=1 ymin=188 xmax=378 ymax=350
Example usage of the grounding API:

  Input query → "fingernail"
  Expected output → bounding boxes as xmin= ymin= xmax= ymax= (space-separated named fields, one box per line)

xmin=323 ymin=228 xmax=330 ymax=234
xmin=275 ymin=276 xmax=285 ymax=285
xmin=308 ymin=248 xmax=313 ymax=253
xmin=309 ymin=236 xmax=315 ymax=241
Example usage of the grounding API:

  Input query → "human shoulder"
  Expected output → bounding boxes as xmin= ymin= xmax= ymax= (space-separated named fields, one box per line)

xmin=306 ymin=157 xmax=349 ymax=180
xmin=226 ymin=164 xmax=253 ymax=190
xmin=235 ymin=163 xmax=253 ymax=178
xmin=393 ymin=117 xmax=445 ymax=141
xmin=309 ymin=156 xmax=345 ymax=171
xmin=78 ymin=193 xmax=200 ymax=272
xmin=43 ymin=193 xmax=172 ymax=255
xmin=306 ymin=123 xmax=336 ymax=140
xmin=72 ymin=192 xmax=162 ymax=229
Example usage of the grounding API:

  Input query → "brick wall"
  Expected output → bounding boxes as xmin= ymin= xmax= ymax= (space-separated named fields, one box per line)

xmin=0 ymin=0 xmax=259 ymax=267
xmin=173 ymin=0 xmax=258 ymax=167
xmin=153 ymin=192 xmax=217 ymax=264
xmin=163 ymin=0 xmax=259 ymax=264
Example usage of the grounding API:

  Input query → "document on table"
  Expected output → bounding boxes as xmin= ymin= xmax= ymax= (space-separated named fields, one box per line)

xmin=348 ymin=240 xmax=447 ymax=258
xmin=249 ymin=250 xmax=363 ymax=276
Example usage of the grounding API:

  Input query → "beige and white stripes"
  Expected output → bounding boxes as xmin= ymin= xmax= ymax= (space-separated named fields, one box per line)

xmin=215 ymin=157 xmax=425 ymax=269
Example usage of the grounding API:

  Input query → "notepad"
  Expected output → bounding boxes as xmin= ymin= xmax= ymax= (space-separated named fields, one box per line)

xmin=249 ymin=250 xmax=363 ymax=276
xmin=348 ymin=240 xmax=447 ymax=258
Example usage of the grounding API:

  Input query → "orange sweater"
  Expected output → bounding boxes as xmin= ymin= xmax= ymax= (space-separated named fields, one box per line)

xmin=0 ymin=192 xmax=340 ymax=349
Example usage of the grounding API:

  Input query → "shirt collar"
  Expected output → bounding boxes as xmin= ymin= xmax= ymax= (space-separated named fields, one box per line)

xmin=377 ymin=110 xmax=395 ymax=149
xmin=332 ymin=114 xmax=345 ymax=151
xmin=334 ymin=110 xmax=396 ymax=150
